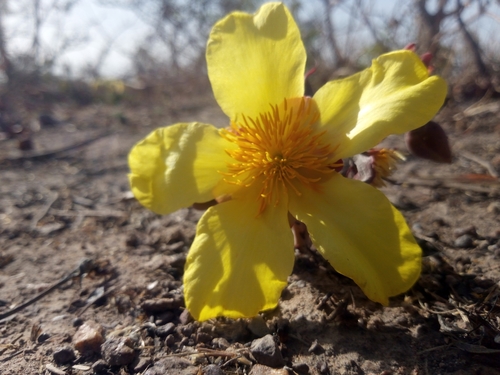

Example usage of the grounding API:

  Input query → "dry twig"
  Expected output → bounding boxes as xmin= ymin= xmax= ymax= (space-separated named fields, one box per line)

xmin=0 ymin=259 xmax=94 ymax=321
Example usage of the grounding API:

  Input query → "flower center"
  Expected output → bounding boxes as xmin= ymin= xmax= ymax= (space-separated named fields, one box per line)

xmin=220 ymin=97 xmax=341 ymax=213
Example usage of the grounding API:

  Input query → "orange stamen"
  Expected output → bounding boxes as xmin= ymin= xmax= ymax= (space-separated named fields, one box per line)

xmin=220 ymin=97 xmax=341 ymax=214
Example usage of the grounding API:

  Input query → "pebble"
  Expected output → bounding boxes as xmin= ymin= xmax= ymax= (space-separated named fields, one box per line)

xmin=155 ymin=322 xmax=176 ymax=337
xmin=92 ymin=359 xmax=108 ymax=374
xmin=37 ymin=332 xmax=50 ymax=343
xmin=53 ymin=346 xmax=76 ymax=365
xmin=196 ymin=331 xmax=212 ymax=344
xmin=179 ymin=308 xmax=194 ymax=324
xmin=101 ymin=336 xmax=137 ymax=366
xmin=141 ymin=298 xmax=183 ymax=313
xmin=247 ymin=316 xmax=271 ymax=337
xmin=454 ymin=234 xmax=474 ymax=248
xmin=180 ymin=322 xmax=196 ymax=337
xmin=250 ymin=334 xmax=284 ymax=368
xmin=203 ymin=364 xmax=225 ymax=375
xmin=73 ymin=321 xmax=104 ymax=354
xmin=72 ymin=318 xmax=84 ymax=327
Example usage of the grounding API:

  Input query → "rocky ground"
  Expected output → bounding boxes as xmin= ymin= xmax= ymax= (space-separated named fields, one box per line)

xmin=0 ymin=97 xmax=499 ymax=375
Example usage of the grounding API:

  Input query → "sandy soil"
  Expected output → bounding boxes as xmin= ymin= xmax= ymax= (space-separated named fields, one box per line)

xmin=0 ymin=98 xmax=499 ymax=375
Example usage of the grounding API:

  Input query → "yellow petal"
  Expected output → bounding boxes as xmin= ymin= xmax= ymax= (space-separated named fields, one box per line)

xmin=184 ymin=194 xmax=294 ymax=321
xmin=314 ymin=50 xmax=447 ymax=159
xmin=128 ymin=123 xmax=235 ymax=215
xmin=207 ymin=2 xmax=306 ymax=121
xmin=289 ymin=173 xmax=421 ymax=305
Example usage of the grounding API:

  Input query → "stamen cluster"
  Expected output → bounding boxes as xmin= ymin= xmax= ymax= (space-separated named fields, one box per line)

xmin=220 ymin=97 xmax=340 ymax=213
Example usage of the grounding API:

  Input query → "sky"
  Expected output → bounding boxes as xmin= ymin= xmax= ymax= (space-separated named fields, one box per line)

xmin=2 ymin=0 xmax=499 ymax=78
xmin=3 ymin=0 xmax=149 ymax=76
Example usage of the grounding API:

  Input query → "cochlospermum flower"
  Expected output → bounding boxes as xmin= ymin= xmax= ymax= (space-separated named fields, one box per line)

xmin=128 ymin=2 xmax=447 ymax=321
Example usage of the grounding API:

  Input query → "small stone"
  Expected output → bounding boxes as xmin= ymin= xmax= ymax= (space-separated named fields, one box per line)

xmin=179 ymin=308 xmax=194 ymax=324
xmin=92 ymin=359 xmax=108 ymax=374
xmin=249 ymin=364 xmax=289 ymax=375
xmin=53 ymin=346 xmax=76 ymax=365
xmin=250 ymin=334 xmax=284 ymax=368
xmin=72 ymin=318 xmax=84 ymax=327
xmin=248 ymin=316 xmax=271 ymax=337
xmin=165 ymin=334 xmax=176 ymax=347
xmin=182 ymin=322 xmax=197 ymax=337
xmin=37 ymin=332 xmax=50 ymax=343
xmin=196 ymin=331 xmax=212 ymax=344
xmin=73 ymin=321 xmax=104 ymax=354
xmin=101 ymin=336 xmax=137 ymax=367
xmin=155 ymin=322 xmax=176 ymax=337
xmin=133 ymin=357 xmax=152 ymax=373
xmin=141 ymin=298 xmax=183 ymax=313
xmin=454 ymin=234 xmax=474 ymax=248
xmin=203 ymin=364 xmax=225 ymax=375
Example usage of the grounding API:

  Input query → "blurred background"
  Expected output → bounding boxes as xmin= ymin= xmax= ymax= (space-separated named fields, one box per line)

xmin=0 ymin=0 xmax=499 ymax=143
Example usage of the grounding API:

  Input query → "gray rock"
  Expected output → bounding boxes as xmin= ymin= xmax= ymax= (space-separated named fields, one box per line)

xmin=141 ymin=298 xmax=183 ymax=313
xmin=454 ymin=234 xmax=474 ymax=248
xmin=101 ymin=336 xmax=137 ymax=367
xmin=53 ymin=346 xmax=76 ymax=365
xmin=250 ymin=334 xmax=284 ymax=368
xmin=203 ymin=364 xmax=225 ymax=375
xmin=155 ymin=322 xmax=176 ymax=337
xmin=92 ymin=359 xmax=108 ymax=374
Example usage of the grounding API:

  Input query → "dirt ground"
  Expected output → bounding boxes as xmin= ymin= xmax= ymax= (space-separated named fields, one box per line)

xmin=0 ymin=96 xmax=499 ymax=375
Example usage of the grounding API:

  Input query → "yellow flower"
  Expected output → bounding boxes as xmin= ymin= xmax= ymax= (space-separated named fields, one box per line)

xmin=128 ymin=3 xmax=447 ymax=321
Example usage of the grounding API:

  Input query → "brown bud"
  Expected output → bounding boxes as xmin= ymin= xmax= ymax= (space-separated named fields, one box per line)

xmin=405 ymin=121 xmax=452 ymax=163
